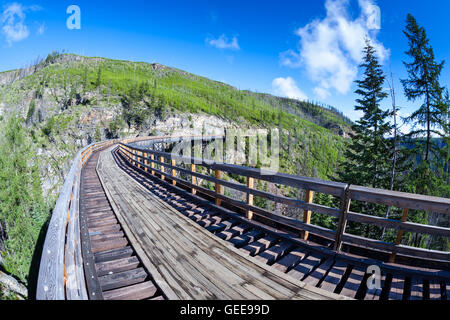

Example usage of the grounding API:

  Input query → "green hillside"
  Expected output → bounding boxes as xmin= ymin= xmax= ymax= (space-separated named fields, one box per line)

xmin=0 ymin=53 xmax=352 ymax=287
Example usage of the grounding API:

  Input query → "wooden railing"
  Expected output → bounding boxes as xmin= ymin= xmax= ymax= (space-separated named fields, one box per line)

xmin=118 ymin=137 xmax=450 ymax=264
xmin=36 ymin=135 xmax=172 ymax=300
xmin=36 ymin=139 xmax=125 ymax=300
xmin=36 ymin=135 xmax=450 ymax=300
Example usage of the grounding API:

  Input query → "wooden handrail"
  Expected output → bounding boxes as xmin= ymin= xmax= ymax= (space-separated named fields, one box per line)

xmin=36 ymin=136 xmax=158 ymax=300
xmin=119 ymin=138 xmax=450 ymax=263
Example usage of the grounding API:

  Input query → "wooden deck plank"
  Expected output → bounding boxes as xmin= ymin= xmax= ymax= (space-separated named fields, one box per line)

xmin=302 ymin=257 xmax=334 ymax=287
xmin=320 ymin=260 xmax=348 ymax=293
xmin=126 ymin=186 xmax=327 ymax=300
xmin=287 ymin=253 xmax=322 ymax=281
xmin=428 ymin=280 xmax=442 ymax=300
xmin=95 ymin=256 xmax=140 ymax=277
xmin=99 ymin=268 xmax=147 ymax=291
xmin=102 ymin=281 xmax=158 ymax=300
xmin=272 ymin=247 xmax=308 ymax=273
xmin=241 ymin=235 xmax=279 ymax=256
xmin=339 ymin=266 xmax=365 ymax=299
xmin=96 ymin=146 xmax=349 ymax=301
xmin=229 ymin=229 xmax=265 ymax=248
xmin=120 ymin=183 xmax=286 ymax=300
xmin=91 ymin=237 xmax=128 ymax=254
xmin=409 ymin=278 xmax=423 ymax=300
xmin=216 ymin=224 xmax=252 ymax=241
xmin=388 ymin=275 xmax=405 ymax=300
xmin=254 ymin=241 xmax=293 ymax=265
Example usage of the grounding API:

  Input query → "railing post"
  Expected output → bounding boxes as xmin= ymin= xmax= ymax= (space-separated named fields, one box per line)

xmin=246 ymin=177 xmax=254 ymax=220
xmin=137 ymin=151 xmax=141 ymax=169
xmin=144 ymin=152 xmax=148 ymax=172
xmin=150 ymin=154 xmax=155 ymax=175
xmin=191 ymin=164 xmax=197 ymax=195
xmin=302 ymin=190 xmax=314 ymax=240
xmin=333 ymin=186 xmax=351 ymax=252
xmin=389 ymin=208 xmax=409 ymax=263
xmin=171 ymin=159 xmax=177 ymax=186
xmin=215 ymin=169 xmax=223 ymax=206
xmin=160 ymin=156 xmax=165 ymax=180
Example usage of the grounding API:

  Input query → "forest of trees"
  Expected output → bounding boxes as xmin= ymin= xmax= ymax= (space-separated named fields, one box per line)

xmin=336 ymin=14 xmax=449 ymax=250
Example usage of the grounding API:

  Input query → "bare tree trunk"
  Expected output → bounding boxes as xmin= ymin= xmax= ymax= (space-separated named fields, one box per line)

xmin=381 ymin=67 xmax=399 ymax=241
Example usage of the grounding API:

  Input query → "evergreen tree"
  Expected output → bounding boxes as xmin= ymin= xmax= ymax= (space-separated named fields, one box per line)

xmin=338 ymin=39 xmax=392 ymax=239
xmin=339 ymin=39 xmax=391 ymax=189
xmin=401 ymin=14 xmax=446 ymax=189
xmin=400 ymin=15 xmax=448 ymax=249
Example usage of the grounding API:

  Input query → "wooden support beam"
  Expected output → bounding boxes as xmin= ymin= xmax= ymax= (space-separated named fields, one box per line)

xmin=215 ymin=170 xmax=223 ymax=206
xmin=137 ymin=151 xmax=141 ymax=169
xmin=333 ymin=190 xmax=351 ymax=252
xmin=191 ymin=164 xmax=197 ymax=195
xmin=246 ymin=177 xmax=254 ymax=220
xmin=144 ymin=152 xmax=148 ymax=172
xmin=302 ymin=190 xmax=314 ymax=240
xmin=150 ymin=154 xmax=155 ymax=175
xmin=389 ymin=208 xmax=409 ymax=263
xmin=160 ymin=156 xmax=165 ymax=181
xmin=171 ymin=159 xmax=177 ymax=186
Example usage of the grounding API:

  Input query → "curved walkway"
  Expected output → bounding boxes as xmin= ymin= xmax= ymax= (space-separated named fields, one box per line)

xmin=96 ymin=145 xmax=348 ymax=300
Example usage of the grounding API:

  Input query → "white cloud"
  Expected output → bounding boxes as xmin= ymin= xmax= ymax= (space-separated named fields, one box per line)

xmin=280 ymin=0 xmax=389 ymax=99
xmin=1 ymin=2 xmax=29 ymax=44
xmin=272 ymin=77 xmax=308 ymax=101
xmin=206 ymin=34 xmax=240 ymax=50
xmin=1 ymin=3 xmax=42 ymax=44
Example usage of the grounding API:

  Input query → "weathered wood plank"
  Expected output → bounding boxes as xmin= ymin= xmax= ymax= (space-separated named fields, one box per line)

xmin=302 ymin=258 xmax=334 ymax=287
xmin=287 ymin=253 xmax=322 ymax=281
xmin=339 ymin=266 xmax=365 ymax=299
xmin=320 ymin=260 xmax=348 ymax=293
xmin=102 ymin=281 xmax=158 ymax=300
xmin=428 ymin=280 xmax=442 ymax=300
xmin=251 ymin=241 xmax=291 ymax=266
xmin=98 ymin=145 xmax=349 ymax=300
xmin=241 ymin=235 xmax=278 ymax=256
xmin=348 ymin=185 xmax=450 ymax=214
xmin=229 ymin=229 xmax=265 ymax=248
xmin=409 ymin=278 xmax=423 ymax=300
xmin=99 ymin=268 xmax=147 ymax=291
xmin=94 ymin=247 xmax=134 ymax=264
xmin=95 ymin=256 xmax=140 ymax=277
xmin=272 ymin=247 xmax=308 ymax=273
xmin=388 ymin=275 xmax=405 ymax=300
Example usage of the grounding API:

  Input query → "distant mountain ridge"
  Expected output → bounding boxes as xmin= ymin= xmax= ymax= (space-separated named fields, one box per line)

xmin=0 ymin=53 xmax=351 ymax=202
xmin=0 ymin=53 xmax=352 ymax=136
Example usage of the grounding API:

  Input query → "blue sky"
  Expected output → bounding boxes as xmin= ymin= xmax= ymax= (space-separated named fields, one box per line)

xmin=1 ymin=0 xmax=449 ymax=125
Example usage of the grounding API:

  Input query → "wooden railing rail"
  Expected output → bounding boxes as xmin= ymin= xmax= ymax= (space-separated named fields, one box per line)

xmin=36 ymin=138 xmax=134 ymax=300
xmin=118 ymin=138 xmax=450 ymax=263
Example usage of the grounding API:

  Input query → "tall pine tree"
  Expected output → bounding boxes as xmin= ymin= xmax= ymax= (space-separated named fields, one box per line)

xmin=401 ymin=14 xmax=447 ymax=196
xmin=400 ymin=15 xmax=448 ymax=250
xmin=338 ymin=39 xmax=392 ymax=239
xmin=339 ymin=39 xmax=391 ymax=189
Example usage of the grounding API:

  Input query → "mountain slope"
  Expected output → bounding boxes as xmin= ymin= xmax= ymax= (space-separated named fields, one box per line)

xmin=0 ymin=53 xmax=351 ymax=284
xmin=0 ymin=53 xmax=352 ymax=185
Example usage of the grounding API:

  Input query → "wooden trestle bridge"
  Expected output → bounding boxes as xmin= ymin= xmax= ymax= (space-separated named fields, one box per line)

xmin=36 ymin=136 xmax=450 ymax=300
